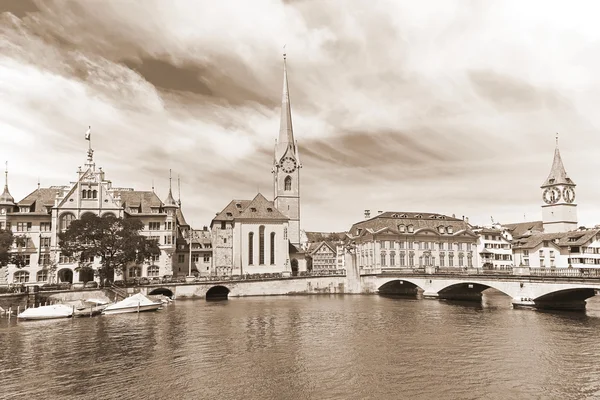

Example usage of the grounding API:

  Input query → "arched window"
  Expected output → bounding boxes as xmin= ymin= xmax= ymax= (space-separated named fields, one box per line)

xmin=102 ymin=212 xmax=116 ymax=218
xmin=60 ymin=213 xmax=75 ymax=231
xmin=248 ymin=232 xmax=254 ymax=265
xmin=284 ymin=176 xmax=292 ymax=191
xmin=14 ymin=270 xmax=29 ymax=283
xmin=92 ymin=190 xmax=98 ymax=199
xmin=36 ymin=270 xmax=48 ymax=282
xmin=82 ymin=190 xmax=87 ymax=199
xmin=259 ymin=226 xmax=265 ymax=265
xmin=270 ymin=232 xmax=276 ymax=264
xmin=147 ymin=265 xmax=160 ymax=277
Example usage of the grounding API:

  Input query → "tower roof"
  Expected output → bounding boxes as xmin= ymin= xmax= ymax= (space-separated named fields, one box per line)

xmin=0 ymin=162 xmax=15 ymax=206
xmin=164 ymin=169 xmax=178 ymax=207
xmin=541 ymin=144 xmax=575 ymax=188
xmin=275 ymin=52 xmax=296 ymax=161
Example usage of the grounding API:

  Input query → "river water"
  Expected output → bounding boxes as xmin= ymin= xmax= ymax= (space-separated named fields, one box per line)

xmin=2 ymin=291 xmax=600 ymax=400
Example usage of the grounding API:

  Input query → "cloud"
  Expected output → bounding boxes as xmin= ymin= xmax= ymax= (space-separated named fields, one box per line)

xmin=2 ymin=0 xmax=600 ymax=232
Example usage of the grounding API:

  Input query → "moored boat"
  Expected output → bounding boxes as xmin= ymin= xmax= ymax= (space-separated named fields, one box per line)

xmin=102 ymin=293 xmax=162 ymax=315
xmin=73 ymin=299 xmax=111 ymax=317
xmin=17 ymin=304 xmax=74 ymax=320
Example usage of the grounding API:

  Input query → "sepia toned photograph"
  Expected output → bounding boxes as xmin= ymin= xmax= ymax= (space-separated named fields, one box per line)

xmin=1 ymin=1 xmax=600 ymax=399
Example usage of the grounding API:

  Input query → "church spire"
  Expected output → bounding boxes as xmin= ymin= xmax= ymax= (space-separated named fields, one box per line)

xmin=541 ymin=133 xmax=575 ymax=188
xmin=276 ymin=48 xmax=295 ymax=160
xmin=0 ymin=161 xmax=15 ymax=206
xmin=164 ymin=169 xmax=177 ymax=207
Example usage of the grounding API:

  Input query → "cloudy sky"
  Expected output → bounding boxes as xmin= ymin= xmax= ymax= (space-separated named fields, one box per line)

xmin=2 ymin=0 xmax=600 ymax=232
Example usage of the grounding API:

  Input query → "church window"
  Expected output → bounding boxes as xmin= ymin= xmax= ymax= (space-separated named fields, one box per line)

xmin=259 ymin=226 xmax=265 ymax=264
xmin=284 ymin=176 xmax=292 ymax=191
xmin=248 ymin=232 xmax=254 ymax=265
xmin=270 ymin=232 xmax=276 ymax=264
xmin=82 ymin=190 xmax=87 ymax=199
xmin=92 ymin=190 xmax=98 ymax=199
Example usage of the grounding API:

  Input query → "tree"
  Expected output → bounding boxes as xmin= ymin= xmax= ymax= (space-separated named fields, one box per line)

xmin=0 ymin=229 xmax=14 ymax=267
xmin=58 ymin=214 xmax=161 ymax=286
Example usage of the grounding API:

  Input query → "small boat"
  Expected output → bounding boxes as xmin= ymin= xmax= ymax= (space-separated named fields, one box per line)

xmin=102 ymin=293 xmax=162 ymax=315
xmin=73 ymin=299 xmax=111 ymax=317
xmin=17 ymin=304 xmax=74 ymax=320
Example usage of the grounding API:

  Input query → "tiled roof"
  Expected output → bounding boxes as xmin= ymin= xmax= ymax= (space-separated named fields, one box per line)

xmin=0 ymin=183 xmax=15 ymax=206
xmin=14 ymin=188 xmax=56 ymax=214
xmin=212 ymin=193 xmax=288 ymax=224
xmin=503 ymin=221 xmax=543 ymax=238
xmin=512 ymin=229 xmax=600 ymax=250
xmin=305 ymin=231 xmax=349 ymax=243
xmin=176 ymin=208 xmax=189 ymax=227
xmin=164 ymin=188 xmax=177 ymax=207
xmin=115 ymin=190 xmax=163 ymax=213
xmin=542 ymin=146 xmax=575 ymax=187
xmin=349 ymin=211 xmax=473 ymax=236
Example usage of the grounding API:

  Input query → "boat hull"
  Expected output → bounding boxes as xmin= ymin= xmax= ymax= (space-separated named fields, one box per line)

xmin=102 ymin=303 xmax=162 ymax=315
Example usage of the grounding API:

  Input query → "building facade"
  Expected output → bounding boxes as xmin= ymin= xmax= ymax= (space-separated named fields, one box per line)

xmin=473 ymin=227 xmax=513 ymax=270
xmin=347 ymin=212 xmax=479 ymax=273
xmin=304 ymin=231 xmax=348 ymax=272
xmin=0 ymin=151 xmax=192 ymax=286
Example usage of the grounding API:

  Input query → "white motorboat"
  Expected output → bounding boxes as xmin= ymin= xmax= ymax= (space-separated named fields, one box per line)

xmin=17 ymin=304 xmax=74 ymax=320
xmin=102 ymin=293 xmax=162 ymax=315
xmin=73 ymin=298 xmax=111 ymax=317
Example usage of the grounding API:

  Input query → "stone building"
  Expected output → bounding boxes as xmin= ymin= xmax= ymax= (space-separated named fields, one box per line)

xmin=304 ymin=232 xmax=349 ymax=272
xmin=473 ymin=226 xmax=513 ymax=270
xmin=0 ymin=148 xmax=192 ymax=285
xmin=346 ymin=211 xmax=478 ymax=272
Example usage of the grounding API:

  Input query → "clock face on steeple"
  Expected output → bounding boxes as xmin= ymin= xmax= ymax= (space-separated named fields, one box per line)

xmin=281 ymin=156 xmax=297 ymax=174
xmin=563 ymin=187 xmax=575 ymax=203
xmin=543 ymin=187 xmax=561 ymax=204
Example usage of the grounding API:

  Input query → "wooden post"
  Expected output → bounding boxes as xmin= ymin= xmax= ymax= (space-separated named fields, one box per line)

xmin=137 ymin=302 xmax=140 ymax=313
xmin=8 ymin=307 xmax=11 ymax=320
xmin=17 ymin=306 xmax=20 ymax=316
xmin=90 ymin=306 xmax=92 ymax=318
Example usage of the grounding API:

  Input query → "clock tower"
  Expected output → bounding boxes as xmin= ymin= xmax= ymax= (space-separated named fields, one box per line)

xmin=541 ymin=137 xmax=577 ymax=233
xmin=273 ymin=52 xmax=301 ymax=247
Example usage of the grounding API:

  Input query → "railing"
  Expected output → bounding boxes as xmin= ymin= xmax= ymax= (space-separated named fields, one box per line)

xmin=529 ymin=268 xmax=600 ymax=278
xmin=378 ymin=266 xmax=600 ymax=279
xmin=107 ymin=284 xmax=128 ymax=300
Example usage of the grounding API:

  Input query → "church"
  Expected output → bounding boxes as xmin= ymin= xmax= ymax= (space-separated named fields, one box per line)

xmin=210 ymin=53 xmax=306 ymax=276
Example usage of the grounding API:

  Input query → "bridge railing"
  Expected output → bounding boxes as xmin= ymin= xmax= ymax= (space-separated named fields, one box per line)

xmin=378 ymin=266 xmax=600 ymax=279
xmin=528 ymin=268 xmax=600 ymax=278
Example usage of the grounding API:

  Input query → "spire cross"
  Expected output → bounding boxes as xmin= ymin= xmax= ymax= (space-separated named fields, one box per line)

xmin=4 ymin=161 xmax=7 ymax=187
xmin=556 ymin=132 xmax=559 ymax=146
xmin=283 ymin=44 xmax=286 ymax=59
xmin=169 ymin=169 xmax=172 ymax=190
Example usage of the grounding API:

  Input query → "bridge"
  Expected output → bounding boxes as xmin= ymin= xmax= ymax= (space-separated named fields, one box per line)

xmin=134 ymin=266 xmax=600 ymax=312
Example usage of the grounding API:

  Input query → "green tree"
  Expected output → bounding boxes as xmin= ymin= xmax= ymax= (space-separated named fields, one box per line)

xmin=58 ymin=214 xmax=160 ymax=286
xmin=0 ymin=228 xmax=14 ymax=267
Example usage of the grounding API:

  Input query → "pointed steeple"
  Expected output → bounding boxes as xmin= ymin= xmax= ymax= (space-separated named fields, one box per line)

xmin=0 ymin=161 xmax=15 ymax=206
xmin=275 ymin=49 xmax=295 ymax=161
xmin=164 ymin=169 xmax=177 ymax=207
xmin=541 ymin=134 xmax=575 ymax=188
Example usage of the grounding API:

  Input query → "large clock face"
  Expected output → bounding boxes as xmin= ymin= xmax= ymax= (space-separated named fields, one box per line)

xmin=281 ymin=156 xmax=297 ymax=174
xmin=543 ymin=188 xmax=561 ymax=204
xmin=563 ymin=187 xmax=575 ymax=203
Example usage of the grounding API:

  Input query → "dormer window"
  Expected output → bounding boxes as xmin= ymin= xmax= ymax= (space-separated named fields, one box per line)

xmin=415 ymin=214 xmax=422 ymax=219
xmin=392 ymin=213 xmax=399 ymax=218
xmin=399 ymin=214 xmax=407 ymax=218
xmin=235 ymin=203 xmax=242 ymax=209
xmin=438 ymin=226 xmax=445 ymax=233
xmin=447 ymin=226 xmax=454 ymax=234
xmin=20 ymin=207 xmax=29 ymax=213
xmin=407 ymin=225 xmax=414 ymax=233
xmin=251 ymin=207 xmax=257 ymax=212
xmin=429 ymin=215 xmax=436 ymax=219
xmin=357 ymin=228 xmax=363 ymax=235
xmin=267 ymin=208 xmax=273 ymax=212
xmin=226 ymin=212 xmax=233 ymax=217
xmin=129 ymin=208 xmax=138 ymax=214
xmin=398 ymin=224 xmax=406 ymax=233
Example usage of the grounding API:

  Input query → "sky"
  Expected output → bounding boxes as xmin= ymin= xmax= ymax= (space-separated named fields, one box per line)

xmin=2 ymin=0 xmax=600 ymax=232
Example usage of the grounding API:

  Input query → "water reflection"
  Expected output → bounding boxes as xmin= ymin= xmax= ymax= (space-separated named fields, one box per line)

xmin=2 ymin=294 xmax=600 ymax=399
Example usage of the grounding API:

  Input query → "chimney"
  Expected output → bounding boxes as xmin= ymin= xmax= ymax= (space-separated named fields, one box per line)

xmin=378 ymin=211 xmax=383 ymax=215
xmin=462 ymin=215 xmax=464 ymax=221
xmin=203 ymin=225 xmax=208 ymax=231
xmin=465 ymin=217 xmax=469 ymax=224
xmin=364 ymin=209 xmax=371 ymax=219
xmin=452 ymin=214 xmax=456 ymax=218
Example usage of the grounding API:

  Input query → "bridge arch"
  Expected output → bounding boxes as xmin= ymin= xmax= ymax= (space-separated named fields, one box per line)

xmin=206 ymin=285 xmax=230 ymax=301
xmin=148 ymin=287 xmax=174 ymax=298
xmin=378 ymin=279 xmax=423 ymax=296
xmin=532 ymin=288 xmax=597 ymax=311
xmin=436 ymin=281 xmax=514 ymax=302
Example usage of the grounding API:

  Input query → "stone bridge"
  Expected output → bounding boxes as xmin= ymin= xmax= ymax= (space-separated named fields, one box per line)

xmin=135 ymin=270 xmax=600 ymax=311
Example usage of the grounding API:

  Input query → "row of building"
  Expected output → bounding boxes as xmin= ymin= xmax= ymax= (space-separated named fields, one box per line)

xmin=1 ymin=54 xmax=599 ymax=286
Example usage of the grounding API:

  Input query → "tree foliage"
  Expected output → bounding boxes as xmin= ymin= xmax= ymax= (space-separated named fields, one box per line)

xmin=0 ymin=230 xmax=30 ymax=268
xmin=0 ymin=229 xmax=14 ymax=267
xmin=58 ymin=214 xmax=160 ymax=285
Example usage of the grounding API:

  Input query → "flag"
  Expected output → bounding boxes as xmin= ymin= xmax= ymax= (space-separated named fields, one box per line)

xmin=85 ymin=126 xmax=91 ymax=140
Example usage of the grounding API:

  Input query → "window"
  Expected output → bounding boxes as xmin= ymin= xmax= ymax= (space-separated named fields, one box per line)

xmin=408 ymin=254 xmax=414 ymax=267
xmin=407 ymin=225 xmax=414 ymax=233
xmin=192 ymin=254 xmax=199 ymax=263
xmin=203 ymin=254 xmax=210 ymax=262
xmin=468 ymin=256 xmax=473 ymax=268
xmin=390 ymin=252 xmax=395 ymax=266
xmin=447 ymin=226 xmax=453 ymax=234
xmin=523 ymin=250 xmax=529 ymax=257
xmin=458 ymin=254 xmax=464 ymax=266
xmin=147 ymin=265 xmax=160 ymax=277
xmin=439 ymin=242 xmax=445 ymax=250
xmin=164 ymin=235 xmax=173 ymax=245
xmin=14 ymin=271 xmax=29 ymax=283
xmin=284 ymin=176 xmax=292 ymax=191
xmin=148 ymin=236 xmax=160 ymax=243
xmin=399 ymin=241 xmax=404 ymax=249
xmin=149 ymin=222 xmax=160 ymax=230
xmin=539 ymin=250 xmax=544 ymax=258
xmin=59 ymin=255 xmax=74 ymax=264
xmin=20 ymin=206 xmax=30 ymax=213
xmin=550 ymin=251 xmax=555 ymax=258
xmin=408 ymin=241 xmax=414 ymax=250
xmin=37 ymin=270 xmax=48 ymax=282
xmin=270 ymin=232 xmax=276 ymax=264
xmin=423 ymin=242 xmax=429 ymax=250
xmin=466 ymin=243 xmax=471 ymax=251
xmin=440 ymin=255 xmax=445 ymax=267
xmin=381 ymin=253 xmax=386 ymax=266
xmin=449 ymin=255 xmax=454 ymax=267
xmin=259 ymin=226 xmax=265 ymax=265
xmin=438 ymin=226 xmax=445 ymax=234
xmin=251 ymin=207 xmax=257 ymax=213
xmin=40 ymin=222 xmax=51 ymax=232
xmin=178 ymin=254 xmax=185 ymax=263
xmin=223 ymin=237 xmax=227 ymax=244
xmin=221 ymin=221 xmax=226 ymax=229
xmin=284 ymin=228 xmax=288 ymax=241
xmin=38 ymin=237 xmax=50 ymax=248
xmin=248 ymin=232 xmax=254 ymax=264
xmin=128 ymin=266 xmax=141 ymax=278
xmin=398 ymin=225 xmax=406 ymax=233
xmin=40 ymin=254 xmax=50 ymax=265
xmin=399 ymin=254 xmax=406 ymax=267
xmin=60 ymin=213 xmax=75 ymax=231
xmin=16 ymin=222 xmax=32 ymax=232
xmin=150 ymin=254 xmax=160 ymax=263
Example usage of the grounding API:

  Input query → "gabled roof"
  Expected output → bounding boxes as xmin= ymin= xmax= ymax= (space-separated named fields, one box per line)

xmin=237 ymin=193 xmax=288 ymax=220
xmin=213 ymin=199 xmax=252 ymax=222
xmin=176 ymin=208 xmax=189 ymax=227
xmin=542 ymin=145 xmax=575 ymax=188
xmin=14 ymin=188 xmax=56 ymax=215
xmin=309 ymin=241 xmax=336 ymax=256
xmin=305 ymin=231 xmax=349 ymax=243
xmin=503 ymin=221 xmax=543 ymax=238
xmin=115 ymin=190 xmax=163 ymax=214
xmin=512 ymin=229 xmax=600 ymax=250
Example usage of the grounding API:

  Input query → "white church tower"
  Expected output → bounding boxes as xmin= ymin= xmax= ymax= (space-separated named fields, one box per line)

xmin=273 ymin=51 xmax=302 ymax=248
xmin=541 ymin=136 xmax=577 ymax=233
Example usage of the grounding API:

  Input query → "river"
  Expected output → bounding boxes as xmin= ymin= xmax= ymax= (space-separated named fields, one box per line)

xmin=1 ymin=291 xmax=600 ymax=399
